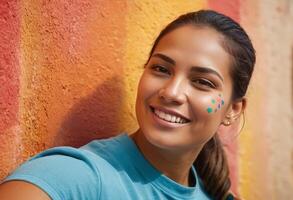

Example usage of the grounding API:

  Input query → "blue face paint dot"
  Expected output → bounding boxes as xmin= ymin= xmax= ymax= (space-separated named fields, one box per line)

xmin=221 ymin=100 xmax=224 ymax=105
xmin=207 ymin=107 xmax=213 ymax=113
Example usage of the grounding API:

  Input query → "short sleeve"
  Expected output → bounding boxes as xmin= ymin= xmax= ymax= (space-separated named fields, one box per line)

xmin=3 ymin=147 xmax=101 ymax=200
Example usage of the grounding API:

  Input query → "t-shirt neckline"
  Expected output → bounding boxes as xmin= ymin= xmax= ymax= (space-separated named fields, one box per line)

xmin=116 ymin=133 xmax=200 ymax=199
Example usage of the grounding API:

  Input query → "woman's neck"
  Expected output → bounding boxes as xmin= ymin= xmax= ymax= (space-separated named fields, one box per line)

xmin=130 ymin=130 xmax=203 ymax=187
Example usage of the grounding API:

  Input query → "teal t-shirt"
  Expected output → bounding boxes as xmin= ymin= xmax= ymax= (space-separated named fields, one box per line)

xmin=4 ymin=133 xmax=212 ymax=200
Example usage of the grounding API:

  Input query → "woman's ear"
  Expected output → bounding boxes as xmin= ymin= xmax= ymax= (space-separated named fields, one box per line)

xmin=222 ymin=98 xmax=247 ymax=126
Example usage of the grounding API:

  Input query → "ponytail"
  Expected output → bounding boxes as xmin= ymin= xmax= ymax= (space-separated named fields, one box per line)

xmin=194 ymin=134 xmax=231 ymax=200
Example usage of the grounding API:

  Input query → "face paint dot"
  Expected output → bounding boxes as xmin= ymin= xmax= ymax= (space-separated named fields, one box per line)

xmin=218 ymin=104 xmax=221 ymax=109
xmin=219 ymin=94 xmax=222 ymax=97
xmin=211 ymin=99 xmax=216 ymax=104
xmin=221 ymin=100 xmax=224 ymax=105
xmin=215 ymin=108 xmax=217 ymax=112
xmin=207 ymin=107 xmax=213 ymax=113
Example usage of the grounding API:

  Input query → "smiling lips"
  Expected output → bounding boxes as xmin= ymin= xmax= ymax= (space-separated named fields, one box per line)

xmin=150 ymin=106 xmax=190 ymax=124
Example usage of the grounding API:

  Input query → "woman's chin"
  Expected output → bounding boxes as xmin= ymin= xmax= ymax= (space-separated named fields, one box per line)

xmin=142 ymin=130 xmax=187 ymax=151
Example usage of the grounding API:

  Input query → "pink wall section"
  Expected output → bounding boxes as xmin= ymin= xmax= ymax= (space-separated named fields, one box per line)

xmin=1 ymin=0 xmax=293 ymax=199
xmin=0 ymin=1 xmax=20 ymax=139
xmin=0 ymin=0 xmax=22 ymax=181
xmin=208 ymin=0 xmax=240 ymax=21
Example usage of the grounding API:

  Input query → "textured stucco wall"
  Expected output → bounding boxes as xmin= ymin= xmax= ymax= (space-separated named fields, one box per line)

xmin=19 ymin=0 xmax=127 ymax=151
xmin=0 ymin=0 xmax=21 ymax=183
xmin=0 ymin=0 xmax=292 ymax=199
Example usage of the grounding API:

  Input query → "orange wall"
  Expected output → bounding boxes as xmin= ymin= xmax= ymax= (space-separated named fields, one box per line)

xmin=1 ymin=0 xmax=292 ymax=199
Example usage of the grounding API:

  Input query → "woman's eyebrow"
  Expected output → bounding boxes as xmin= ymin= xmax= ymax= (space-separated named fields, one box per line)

xmin=152 ymin=53 xmax=224 ymax=82
xmin=152 ymin=53 xmax=176 ymax=65
xmin=191 ymin=67 xmax=224 ymax=82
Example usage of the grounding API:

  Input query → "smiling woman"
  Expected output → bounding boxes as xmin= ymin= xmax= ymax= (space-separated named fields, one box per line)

xmin=0 ymin=10 xmax=255 ymax=200
xmin=132 ymin=12 xmax=255 ymax=199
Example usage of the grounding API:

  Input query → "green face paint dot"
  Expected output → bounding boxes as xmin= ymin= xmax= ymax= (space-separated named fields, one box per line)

xmin=211 ymin=99 xmax=216 ymax=104
xmin=221 ymin=100 xmax=224 ymax=105
xmin=207 ymin=107 xmax=213 ymax=113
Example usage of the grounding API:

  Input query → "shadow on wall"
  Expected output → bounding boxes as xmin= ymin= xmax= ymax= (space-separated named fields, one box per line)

xmin=53 ymin=75 xmax=124 ymax=147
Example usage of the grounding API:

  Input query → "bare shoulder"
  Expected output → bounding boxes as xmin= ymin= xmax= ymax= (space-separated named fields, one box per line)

xmin=0 ymin=180 xmax=51 ymax=200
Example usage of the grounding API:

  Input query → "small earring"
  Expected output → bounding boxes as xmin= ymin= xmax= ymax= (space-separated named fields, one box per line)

xmin=223 ymin=120 xmax=231 ymax=126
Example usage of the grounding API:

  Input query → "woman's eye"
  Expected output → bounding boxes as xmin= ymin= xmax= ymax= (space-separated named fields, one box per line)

xmin=192 ymin=78 xmax=216 ymax=89
xmin=151 ymin=65 xmax=170 ymax=75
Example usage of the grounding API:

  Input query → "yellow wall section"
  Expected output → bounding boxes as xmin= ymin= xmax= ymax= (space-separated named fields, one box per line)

xmin=121 ymin=0 xmax=206 ymax=134
xmin=20 ymin=0 xmax=45 ymax=159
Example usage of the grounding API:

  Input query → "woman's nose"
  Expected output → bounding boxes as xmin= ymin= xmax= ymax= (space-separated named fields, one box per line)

xmin=158 ymin=78 xmax=187 ymax=105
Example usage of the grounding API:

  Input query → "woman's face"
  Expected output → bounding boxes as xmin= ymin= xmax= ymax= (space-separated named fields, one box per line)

xmin=136 ymin=25 xmax=234 ymax=151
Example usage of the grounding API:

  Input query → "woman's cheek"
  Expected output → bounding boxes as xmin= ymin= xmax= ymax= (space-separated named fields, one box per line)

xmin=139 ymin=74 xmax=161 ymax=97
xmin=204 ymin=93 xmax=225 ymax=115
xmin=190 ymin=93 xmax=225 ymax=120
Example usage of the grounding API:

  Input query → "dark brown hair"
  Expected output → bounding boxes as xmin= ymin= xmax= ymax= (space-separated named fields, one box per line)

xmin=146 ymin=10 xmax=256 ymax=200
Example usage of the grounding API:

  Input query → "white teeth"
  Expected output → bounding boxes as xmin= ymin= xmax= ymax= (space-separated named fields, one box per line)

xmin=171 ymin=116 xmax=176 ymax=123
xmin=154 ymin=109 xmax=187 ymax=124
xmin=166 ymin=114 xmax=172 ymax=121
xmin=158 ymin=110 xmax=165 ymax=119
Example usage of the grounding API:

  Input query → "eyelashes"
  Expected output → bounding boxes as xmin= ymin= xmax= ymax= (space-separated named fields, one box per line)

xmin=149 ymin=64 xmax=217 ymax=89
xmin=150 ymin=65 xmax=171 ymax=75
xmin=191 ymin=78 xmax=216 ymax=89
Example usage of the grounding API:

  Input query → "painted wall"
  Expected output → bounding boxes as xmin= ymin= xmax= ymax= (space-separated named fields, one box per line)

xmin=1 ymin=0 xmax=292 ymax=199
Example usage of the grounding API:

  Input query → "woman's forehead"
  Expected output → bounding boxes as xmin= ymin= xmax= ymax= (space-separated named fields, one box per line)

xmin=152 ymin=25 xmax=232 ymax=76
xmin=155 ymin=25 xmax=227 ymax=56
